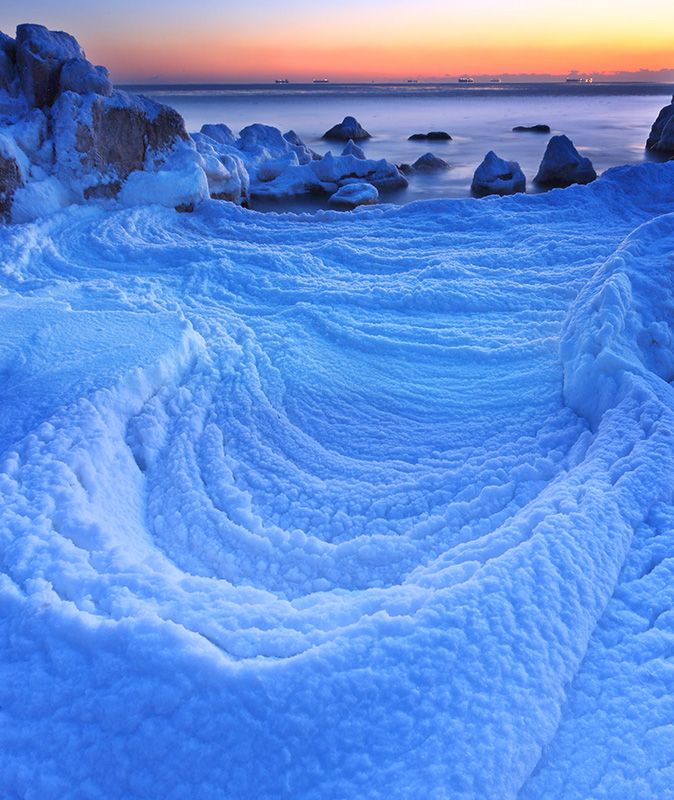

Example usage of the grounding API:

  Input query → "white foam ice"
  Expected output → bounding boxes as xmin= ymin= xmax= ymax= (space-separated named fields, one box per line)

xmin=1 ymin=162 xmax=674 ymax=798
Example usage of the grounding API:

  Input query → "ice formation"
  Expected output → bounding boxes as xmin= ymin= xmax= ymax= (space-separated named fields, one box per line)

xmin=1 ymin=159 xmax=674 ymax=799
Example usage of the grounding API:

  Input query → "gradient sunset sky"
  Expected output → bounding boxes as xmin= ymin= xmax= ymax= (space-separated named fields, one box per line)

xmin=2 ymin=0 xmax=674 ymax=83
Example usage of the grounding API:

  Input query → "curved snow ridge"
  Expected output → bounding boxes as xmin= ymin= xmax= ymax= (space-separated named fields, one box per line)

xmin=561 ymin=211 xmax=674 ymax=428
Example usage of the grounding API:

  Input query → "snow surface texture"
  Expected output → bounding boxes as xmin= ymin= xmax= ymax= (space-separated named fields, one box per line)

xmin=1 ymin=162 xmax=674 ymax=799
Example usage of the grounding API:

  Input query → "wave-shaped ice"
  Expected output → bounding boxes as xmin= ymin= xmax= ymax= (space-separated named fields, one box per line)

xmin=1 ymin=162 xmax=674 ymax=798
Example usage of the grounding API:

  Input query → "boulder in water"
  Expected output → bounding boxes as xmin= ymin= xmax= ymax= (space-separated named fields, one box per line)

xmin=646 ymin=99 xmax=674 ymax=154
xmin=471 ymin=150 xmax=525 ymax=196
xmin=412 ymin=152 xmax=450 ymax=170
xmin=322 ymin=116 xmax=371 ymax=141
xmin=534 ymin=134 xmax=596 ymax=187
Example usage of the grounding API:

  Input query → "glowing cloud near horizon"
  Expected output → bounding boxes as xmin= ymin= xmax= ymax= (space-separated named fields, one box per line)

xmin=1 ymin=0 xmax=673 ymax=81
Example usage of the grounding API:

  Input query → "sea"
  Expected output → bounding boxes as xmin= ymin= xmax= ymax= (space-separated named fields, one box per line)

xmin=123 ymin=81 xmax=674 ymax=209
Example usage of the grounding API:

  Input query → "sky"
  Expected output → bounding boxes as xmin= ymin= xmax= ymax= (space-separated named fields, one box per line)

xmin=2 ymin=0 xmax=674 ymax=83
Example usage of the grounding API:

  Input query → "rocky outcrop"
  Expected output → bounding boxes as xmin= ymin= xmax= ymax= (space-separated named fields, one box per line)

xmin=0 ymin=23 xmax=210 ymax=220
xmin=322 ymin=116 xmax=371 ymax=141
xmin=412 ymin=152 xmax=449 ymax=170
xmin=408 ymin=131 xmax=451 ymax=140
xmin=534 ymin=134 xmax=596 ymax=188
xmin=646 ymin=98 xmax=674 ymax=154
xmin=471 ymin=150 xmax=525 ymax=196
xmin=512 ymin=124 xmax=550 ymax=133
xmin=328 ymin=182 xmax=378 ymax=209
xmin=0 ymin=32 xmax=17 ymax=94
xmin=15 ymin=23 xmax=85 ymax=108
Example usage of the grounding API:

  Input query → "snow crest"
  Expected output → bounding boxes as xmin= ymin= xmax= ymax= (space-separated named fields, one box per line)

xmin=1 ymin=163 xmax=674 ymax=799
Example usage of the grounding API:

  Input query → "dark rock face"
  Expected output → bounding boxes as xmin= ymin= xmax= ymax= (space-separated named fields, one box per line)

xmin=534 ymin=134 xmax=596 ymax=187
xmin=15 ymin=23 xmax=85 ymax=108
xmin=322 ymin=116 xmax=371 ymax=141
xmin=412 ymin=152 xmax=450 ymax=170
xmin=59 ymin=57 xmax=113 ymax=97
xmin=646 ymin=102 xmax=674 ymax=153
xmin=512 ymin=124 xmax=550 ymax=133
xmin=52 ymin=90 xmax=190 ymax=195
xmin=0 ymin=146 xmax=22 ymax=220
xmin=408 ymin=131 xmax=452 ymax=140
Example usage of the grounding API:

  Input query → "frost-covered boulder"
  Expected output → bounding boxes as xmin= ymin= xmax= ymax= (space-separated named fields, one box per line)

xmin=412 ymin=152 xmax=449 ymax=170
xmin=200 ymin=123 xmax=236 ymax=145
xmin=646 ymin=99 xmax=674 ymax=154
xmin=59 ymin=57 xmax=113 ymax=97
xmin=322 ymin=116 xmax=371 ymax=141
xmin=408 ymin=131 xmax=451 ymax=140
xmin=341 ymin=139 xmax=366 ymax=159
xmin=51 ymin=89 xmax=192 ymax=200
xmin=9 ymin=108 xmax=50 ymax=165
xmin=15 ymin=23 xmax=84 ymax=108
xmin=0 ymin=134 xmax=23 ymax=219
xmin=471 ymin=150 xmax=526 ymax=196
xmin=534 ymin=134 xmax=596 ymax=188
xmin=328 ymin=182 xmax=378 ymax=209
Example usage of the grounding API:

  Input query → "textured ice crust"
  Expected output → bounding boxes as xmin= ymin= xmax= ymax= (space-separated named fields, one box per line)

xmin=1 ymin=162 xmax=674 ymax=799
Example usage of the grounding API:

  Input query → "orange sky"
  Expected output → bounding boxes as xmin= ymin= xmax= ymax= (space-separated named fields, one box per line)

xmin=3 ymin=0 xmax=674 ymax=82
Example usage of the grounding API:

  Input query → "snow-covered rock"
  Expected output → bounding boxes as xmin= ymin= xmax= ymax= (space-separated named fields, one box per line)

xmin=322 ymin=115 xmax=371 ymax=141
xmin=0 ymin=23 xmax=213 ymax=217
xmin=59 ymin=57 xmax=113 ymax=97
xmin=341 ymin=139 xmax=366 ymax=159
xmin=51 ymin=89 xmax=192 ymax=201
xmin=200 ymin=123 xmax=236 ymax=145
xmin=257 ymin=151 xmax=300 ymax=182
xmin=237 ymin=123 xmax=313 ymax=168
xmin=534 ymin=134 xmax=596 ymax=187
xmin=471 ymin=150 xmax=526 ymax=196
xmin=328 ymin=181 xmax=378 ymax=208
xmin=15 ymin=23 xmax=84 ymax=108
xmin=412 ymin=152 xmax=450 ymax=170
xmin=646 ymin=98 xmax=674 ymax=154
xmin=250 ymin=150 xmax=407 ymax=200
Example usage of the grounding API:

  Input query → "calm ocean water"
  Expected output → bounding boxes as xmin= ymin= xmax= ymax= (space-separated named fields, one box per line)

xmin=124 ymin=82 xmax=674 ymax=208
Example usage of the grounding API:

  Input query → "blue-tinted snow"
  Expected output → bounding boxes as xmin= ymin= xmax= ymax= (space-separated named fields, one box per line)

xmin=1 ymin=162 xmax=674 ymax=799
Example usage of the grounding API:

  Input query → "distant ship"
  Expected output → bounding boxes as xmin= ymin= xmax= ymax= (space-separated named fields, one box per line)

xmin=313 ymin=78 xmax=329 ymax=84
xmin=458 ymin=76 xmax=474 ymax=83
xmin=490 ymin=78 xmax=502 ymax=83
xmin=275 ymin=79 xmax=289 ymax=84
xmin=407 ymin=79 xmax=419 ymax=83
xmin=566 ymin=76 xmax=593 ymax=83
